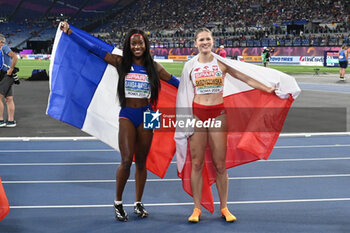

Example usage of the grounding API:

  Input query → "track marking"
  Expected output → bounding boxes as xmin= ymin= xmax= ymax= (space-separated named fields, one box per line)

xmin=3 ymin=173 xmax=350 ymax=184
xmin=10 ymin=197 xmax=350 ymax=209
xmin=0 ymin=149 xmax=114 ymax=153
xmin=257 ymin=157 xmax=350 ymax=162
xmin=1 ymin=157 xmax=350 ymax=166
xmin=275 ymin=144 xmax=350 ymax=149
xmin=0 ymin=162 xmax=119 ymax=166
xmin=0 ymin=132 xmax=349 ymax=142
xmin=1 ymin=144 xmax=350 ymax=153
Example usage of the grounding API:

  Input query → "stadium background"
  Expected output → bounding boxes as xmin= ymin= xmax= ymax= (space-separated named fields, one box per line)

xmin=0 ymin=0 xmax=349 ymax=78
xmin=1 ymin=1 xmax=350 ymax=233
xmin=1 ymin=0 xmax=349 ymax=58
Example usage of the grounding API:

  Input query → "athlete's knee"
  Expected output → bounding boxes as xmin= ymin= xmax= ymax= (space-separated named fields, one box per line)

xmin=120 ymin=157 xmax=133 ymax=170
xmin=134 ymin=157 xmax=146 ymax=170
xmin=192 ymin=159 xmax=204 ymax=172
xmin=214 ymin=163 xmax=226 ymax=175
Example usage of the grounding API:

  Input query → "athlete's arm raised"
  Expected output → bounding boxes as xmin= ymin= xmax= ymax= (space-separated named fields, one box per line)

xmin=60 ymin=22 xmax=122 ymax=67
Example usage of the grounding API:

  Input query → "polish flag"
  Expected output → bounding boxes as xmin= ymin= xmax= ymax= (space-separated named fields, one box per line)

xmin=0 ymin=178 xmax=9 ymax=221
xmin=175 ymin=53 xmax=301 ymax=213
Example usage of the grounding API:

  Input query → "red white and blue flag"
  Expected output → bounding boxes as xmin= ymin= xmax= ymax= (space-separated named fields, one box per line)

xmin=47 ymin=25 xmax=177 ymax=178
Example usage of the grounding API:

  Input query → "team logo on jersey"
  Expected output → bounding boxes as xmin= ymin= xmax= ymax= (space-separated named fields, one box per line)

xmin=203 ymin=66 xmax=209 ymax=70
xmin=194 ymin=67 xmax=201 ymax=72
xmin=212 ymin=65 xmax=218 ymax=71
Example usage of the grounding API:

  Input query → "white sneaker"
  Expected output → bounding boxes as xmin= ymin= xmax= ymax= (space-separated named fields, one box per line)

xmin=0 ymin=120 xmax=5 ymax=127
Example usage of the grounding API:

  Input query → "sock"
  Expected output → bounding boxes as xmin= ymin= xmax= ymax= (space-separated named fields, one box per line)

xmin=114 ymin=200 xmax=122 ymax=205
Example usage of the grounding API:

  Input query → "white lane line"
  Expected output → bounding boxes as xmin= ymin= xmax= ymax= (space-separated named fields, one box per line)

xmin=3 ymin=173 xmax=350 ymax=184
xmin=0 ymin=149 xmax=114 ymax=153
xmin=257 ymin=157 xmax=350 ymax=162
xmin=0 ymin=137 xmax=97 ymax=141
xmin=226 ymin=198 xmax=350 ymax=205
xmin=1 ymin=157 xmax=350 ymax=166
xmin=275 ymin=144 xmax=350 ymax=149
xmin=1 ymin=144 xmax=350 ymax=153
xmin=279 ymin=132 xmax=350 ymax=137
xmin=2 ymin=179 xmax=176 ymax=184
xmin=229 ymin=174 xmax=350 ymax=180
xmin=10 ymin=197 xmax=350 ymax=209
xmin=0 ymin=162 xmax=119 ymax=166
xmin=0 ymin=132 xmax=349 ymax=141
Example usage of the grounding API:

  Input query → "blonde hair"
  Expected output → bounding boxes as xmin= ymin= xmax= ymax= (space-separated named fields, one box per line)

xmin=341 ymin=44 xmax=347 ymax=50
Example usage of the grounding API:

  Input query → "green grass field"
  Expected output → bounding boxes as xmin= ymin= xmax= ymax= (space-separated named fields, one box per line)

xmin=15 ymin=59 xmax=339 ymax=79
xmin=16 ymin=59 xmax=51 ymax=79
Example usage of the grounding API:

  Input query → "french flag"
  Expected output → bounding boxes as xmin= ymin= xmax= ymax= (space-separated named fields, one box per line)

xmin=47 ymin=25 xmax=177 ymax=178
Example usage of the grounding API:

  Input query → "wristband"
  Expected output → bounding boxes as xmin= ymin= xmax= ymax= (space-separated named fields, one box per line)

xmin=69 ymin=30 xmax=107 ymax=60
xmin=167 ymin=75 xmax=179 ymax=88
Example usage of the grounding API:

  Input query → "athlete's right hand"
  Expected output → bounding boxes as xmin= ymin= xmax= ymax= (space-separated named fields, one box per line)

xmin=60 ymin=22 xmax=70 ymax=34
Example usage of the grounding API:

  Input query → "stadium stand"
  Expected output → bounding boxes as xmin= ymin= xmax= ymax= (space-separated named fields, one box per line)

xmin=0 ymin=0 xmax=349 ymax=50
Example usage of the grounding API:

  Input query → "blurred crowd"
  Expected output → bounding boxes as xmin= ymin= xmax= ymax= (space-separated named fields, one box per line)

xmin=95 ymin=0 xmax=350 ymax=48
xmin=1 ymin=0 xmax=349 ymax=49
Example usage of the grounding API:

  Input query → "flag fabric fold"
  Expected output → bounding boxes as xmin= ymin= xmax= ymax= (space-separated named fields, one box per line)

xmin=175 ymin=53 xmax=300 ymax=213
xmin=0 ymin=177 xmax=9 ymax=221
xmin=47 ymin=25 xmax=177 ymax=178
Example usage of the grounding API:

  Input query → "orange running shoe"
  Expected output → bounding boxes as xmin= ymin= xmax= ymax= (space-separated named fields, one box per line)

xmin=188 ymin=208 xmax=201 ymax=223
xmin=221 ymin=207 xmax=236 ymax=222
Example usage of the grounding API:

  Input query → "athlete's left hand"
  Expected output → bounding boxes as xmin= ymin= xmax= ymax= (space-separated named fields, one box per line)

xmin=267 ymin=87 xmax=277 ymax=93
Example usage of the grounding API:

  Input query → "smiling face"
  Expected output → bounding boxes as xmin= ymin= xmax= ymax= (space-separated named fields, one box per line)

xmin=195 ymin=31 xmax=213 ymax=54
xmin=130 ymin=34 xmax=146 ymax=58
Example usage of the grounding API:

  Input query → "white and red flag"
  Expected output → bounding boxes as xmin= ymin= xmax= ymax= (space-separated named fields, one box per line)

xmin=175 ymin=53 xmax=301 ymax=213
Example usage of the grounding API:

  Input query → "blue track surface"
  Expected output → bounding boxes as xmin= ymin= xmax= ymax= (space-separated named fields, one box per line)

xmin=1 ymin=136 xmax=350 ymax=233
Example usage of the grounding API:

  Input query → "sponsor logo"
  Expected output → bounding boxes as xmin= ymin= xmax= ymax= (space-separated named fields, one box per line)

xmin=299 ymin=56 xmax=324 ymax=62
xmin=194 ymin=71 xmax=215 ymax=79
xmin=125 ymin=73 xmax=148 ymax=81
